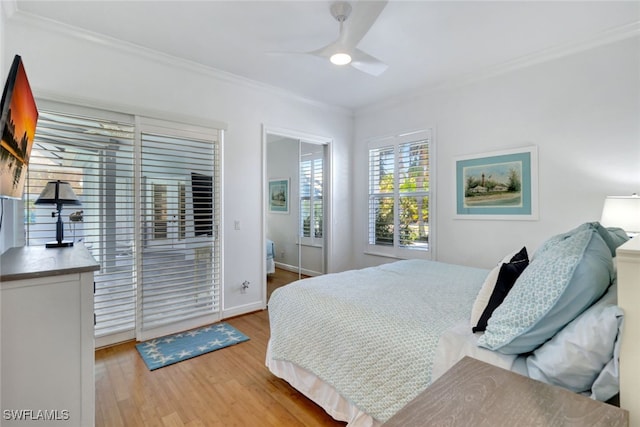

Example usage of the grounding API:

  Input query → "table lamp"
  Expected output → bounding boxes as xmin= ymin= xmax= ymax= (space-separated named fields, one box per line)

xmin=34 ymin=180 xmax=82 ymax=248
xmin=600 ymin=193 xmax=640 ymax=237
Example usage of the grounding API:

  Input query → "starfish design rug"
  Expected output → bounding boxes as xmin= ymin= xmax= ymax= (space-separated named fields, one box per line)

xmin=135 ymin=323 xmax=249 ymax=370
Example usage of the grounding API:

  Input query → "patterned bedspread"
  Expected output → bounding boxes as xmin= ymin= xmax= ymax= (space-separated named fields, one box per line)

xmin=268 ymin=259 xmax=488 ymax=423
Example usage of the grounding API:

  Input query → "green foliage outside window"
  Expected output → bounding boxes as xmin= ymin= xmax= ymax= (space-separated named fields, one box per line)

xmin=374 ymin=170 xmax=429 ymax=247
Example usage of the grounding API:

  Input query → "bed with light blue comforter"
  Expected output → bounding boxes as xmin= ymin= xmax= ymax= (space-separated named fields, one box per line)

xmin=268 ymin=259 xmax=488 ymax=423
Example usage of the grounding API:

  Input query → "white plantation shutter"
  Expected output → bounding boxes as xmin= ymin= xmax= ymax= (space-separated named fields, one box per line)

xmin=368 ymin=143 xmax=395 ymax=247
xmin=397 ymin=139 xmax=430 ymax=250
xmin=300 ymin=157 xmax=323 ymax=241
xmin=25 ymin=104 xmax=137 ymax=343
xmin=367 ymin=130 xmax=431 ymax=257
xmin=26 ymin=103 xmax=224 ymax=345
xmin=137 ymin=118 xmax=221 ymax=339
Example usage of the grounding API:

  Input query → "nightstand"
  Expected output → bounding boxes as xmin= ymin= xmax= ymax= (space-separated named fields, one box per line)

xmin=383 ymin=356 xmax=628 ymax=427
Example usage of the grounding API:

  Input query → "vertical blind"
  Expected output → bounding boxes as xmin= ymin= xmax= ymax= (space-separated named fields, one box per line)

xmin=25 ymin=107 xmax=137 ymax=340
xmin=138 ymin=123 xmax=221 ymax=339
xmin=368 ymin=132 xmax=430 ymax=253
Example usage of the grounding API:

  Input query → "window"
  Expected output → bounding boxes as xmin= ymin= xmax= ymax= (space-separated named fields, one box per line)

xmin=300 ymin=156 xmax=323 ymax=240
xmin=368 ymin=130 xmax=431 ymax=257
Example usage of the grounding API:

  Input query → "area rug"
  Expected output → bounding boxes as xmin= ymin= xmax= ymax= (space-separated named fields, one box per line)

xmin=136 ymin=322 xmax=249 ymax=370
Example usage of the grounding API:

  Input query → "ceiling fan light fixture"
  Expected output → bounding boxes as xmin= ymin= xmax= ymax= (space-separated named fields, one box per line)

xmin=330 ymin=52 xmax=352 ymax=65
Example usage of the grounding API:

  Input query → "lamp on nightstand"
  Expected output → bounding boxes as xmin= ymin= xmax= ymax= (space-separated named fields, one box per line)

xmin=35 ymin=180 xmax=82 ymax=248
xmin=600 ymin=193 xmax=640 ymax=237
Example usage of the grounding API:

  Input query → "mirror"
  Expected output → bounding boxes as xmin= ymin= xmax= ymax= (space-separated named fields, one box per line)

xmin=264 ymin=129 xmax=329 ymax=298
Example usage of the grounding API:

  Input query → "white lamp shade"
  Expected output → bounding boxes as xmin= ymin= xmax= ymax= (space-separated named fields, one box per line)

xmin=600 ymin=194 xmax=640 ymax=233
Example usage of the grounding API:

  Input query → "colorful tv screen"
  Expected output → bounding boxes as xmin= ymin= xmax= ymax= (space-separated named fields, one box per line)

xmin=0 ymin=55 xmax=38 ymax=199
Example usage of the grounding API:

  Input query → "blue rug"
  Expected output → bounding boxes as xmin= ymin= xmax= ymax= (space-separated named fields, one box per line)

xmin=135 ymin=323 xmax=249 ymax=370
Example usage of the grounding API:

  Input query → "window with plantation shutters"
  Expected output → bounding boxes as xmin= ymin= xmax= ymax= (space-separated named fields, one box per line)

xmin=368 ymin=130 xmax=431 ymax=257
xmin=25 ymin=102 xmax=223 ymax=346
xmin=300 ymin=156 xmax=323 ymax=242
xmin=25 ymin=104 xmax=137 ymax=345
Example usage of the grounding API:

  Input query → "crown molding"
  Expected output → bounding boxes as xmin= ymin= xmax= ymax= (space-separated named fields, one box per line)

xmin=356 ymin=20 xmax=640 ymax=117
xmin=7 ymin=8 xmax=353 ymax=118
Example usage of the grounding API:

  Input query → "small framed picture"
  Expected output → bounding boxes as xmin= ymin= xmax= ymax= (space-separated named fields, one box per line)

xmin=269 ymin=178 xmax=289 ymax=213
xmin=455 ymin=146 xmax=538 ymax=220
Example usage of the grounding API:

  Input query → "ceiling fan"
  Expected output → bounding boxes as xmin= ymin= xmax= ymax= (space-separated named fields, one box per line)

xmin=297 ymin=1 xmax=389 ymax=76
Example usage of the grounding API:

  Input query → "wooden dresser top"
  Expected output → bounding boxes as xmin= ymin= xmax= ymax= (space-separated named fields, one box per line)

xmin=384 ymin=356 xmax=628 ymax=427
xmin=1 ymin=244 xmax=99 ymax=282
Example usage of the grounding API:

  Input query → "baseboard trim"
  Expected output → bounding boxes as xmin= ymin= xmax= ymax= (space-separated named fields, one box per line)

xmin=222 ymin=301 xmax=266 ymax=319
xmin=274 ymin=262 xmax=322 ymax=277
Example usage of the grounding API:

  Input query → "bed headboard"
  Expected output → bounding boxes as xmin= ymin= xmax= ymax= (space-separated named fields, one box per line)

xmin=617 ymin=236 xmax=640 ymax=426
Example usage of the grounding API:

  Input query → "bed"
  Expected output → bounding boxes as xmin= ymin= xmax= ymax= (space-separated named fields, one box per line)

xmin=266 ymin=222 xmax=638 ymax=426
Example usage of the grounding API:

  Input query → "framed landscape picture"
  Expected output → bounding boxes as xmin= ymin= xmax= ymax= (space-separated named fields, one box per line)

xmin=455 ymin=146 xmax=538 ymax=220
xmin=269 ymin=178 xmax=289 ymax=213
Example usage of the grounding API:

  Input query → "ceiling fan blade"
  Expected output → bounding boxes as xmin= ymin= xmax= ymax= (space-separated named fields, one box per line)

xmin=341 ymin=0 xmax=388 ymax=49
xmin=269 ymin=1 xmax=389 ymax=76
xmin=350 ymin=48 xmax=388 ymax=76
xmin=308 ymin=40 xmax=341 ymax=59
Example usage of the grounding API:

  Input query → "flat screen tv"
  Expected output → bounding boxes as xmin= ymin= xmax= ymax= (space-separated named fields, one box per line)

xmin=0 ymin=55 xmax=38 ymax=199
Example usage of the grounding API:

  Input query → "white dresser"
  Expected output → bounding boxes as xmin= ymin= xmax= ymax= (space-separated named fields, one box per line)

xmin=0 ymin=245 xmax=99 ymax=427
xmin=617 ymin=237 xmax=640 ymax=427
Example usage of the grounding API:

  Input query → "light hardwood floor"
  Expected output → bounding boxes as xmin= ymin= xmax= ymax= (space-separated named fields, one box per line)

xmin=267 ymin=268 xmax=307 ymax=301
xmin=96 ymin=271 xmax=341 ymax=427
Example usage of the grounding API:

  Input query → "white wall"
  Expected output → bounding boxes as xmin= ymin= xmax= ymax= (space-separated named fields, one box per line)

xmin=1 ymin=12 xmax=354 ymax=318
xmin=354 ymin=36 xmax=640 ymax=269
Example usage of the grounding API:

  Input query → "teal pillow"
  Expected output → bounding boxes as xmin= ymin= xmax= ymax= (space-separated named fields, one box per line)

xmin=478 ymin=227 xmax=614 ymax=354
xmin=606 ymin=227 xmax=629 ymax=250
xmin=589 ymin=222 xmax=629 ymax=257
xmin=591 ymin=222 xmax=618 ymax=257
xmin=532 ymin=222 xmax=591 ymax=258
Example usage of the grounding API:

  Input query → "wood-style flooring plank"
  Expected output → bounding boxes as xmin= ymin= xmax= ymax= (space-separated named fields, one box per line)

xmin=95 ymin=282 xmax=345 ymax=427
xmin=267 ymin=268 xmax=307 ymax=301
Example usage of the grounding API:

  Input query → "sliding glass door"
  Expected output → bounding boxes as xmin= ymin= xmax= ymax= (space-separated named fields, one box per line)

xmin=25 ymin=103 xmax=222 ymax=346
xmin=137 ymin=118 xmax=221 ymax=340
xmin=25 ymin=104 xmax=137 ymax=347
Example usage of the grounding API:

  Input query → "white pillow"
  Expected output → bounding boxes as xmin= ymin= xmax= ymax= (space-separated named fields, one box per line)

xmin=591 ymin=318 xmax=623 ymax=402
xmin=469 ymin=249 xmax=523 ymax=329
xmin=526 ymin=285 xmax=622 ymax=394
xmin=470 ymin=265 xmax=500 ymax=328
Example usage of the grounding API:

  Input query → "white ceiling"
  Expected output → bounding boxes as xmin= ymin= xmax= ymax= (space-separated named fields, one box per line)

xmin=13 ymin=1 xmax=640 ymax=110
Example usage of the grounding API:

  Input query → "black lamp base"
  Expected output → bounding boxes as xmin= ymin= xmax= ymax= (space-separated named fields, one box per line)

xmin=45 ymin=240 xmax=74 ymax=248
